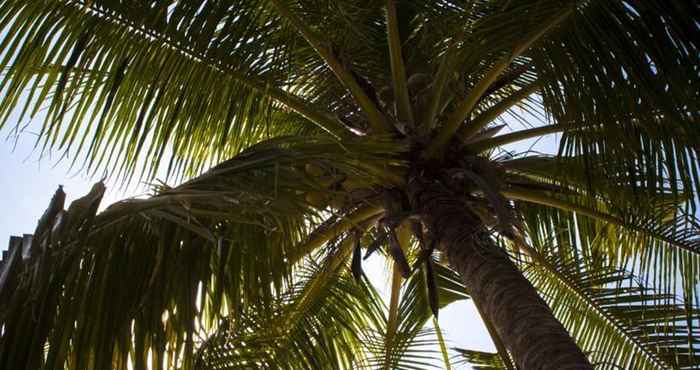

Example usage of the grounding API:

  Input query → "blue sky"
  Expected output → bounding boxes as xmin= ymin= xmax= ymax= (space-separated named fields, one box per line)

xmin=0 ymin=133 xmax=148 ymax=248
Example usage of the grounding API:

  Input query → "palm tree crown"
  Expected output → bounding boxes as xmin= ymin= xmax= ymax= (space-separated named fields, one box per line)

xmin=0 ymin=0 xmax=698 ymax=369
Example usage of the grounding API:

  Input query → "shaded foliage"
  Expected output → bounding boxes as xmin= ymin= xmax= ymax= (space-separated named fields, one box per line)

xmin=0 ymin=0 xmax=697 ymax=369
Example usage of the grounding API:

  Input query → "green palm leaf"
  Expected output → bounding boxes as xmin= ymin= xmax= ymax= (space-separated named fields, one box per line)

xmin=365 ymin=255 xmax=469 ymax=370
xmin=0 ymin=136 xmax=403 ymax=370
xmin=505 ymin=163 xmax=700 ymax=314
xmin=454 ymin=348 xmax=507 ymax=370
xmin=0 ymin=0 xmax=352 ymax=181
xmin=520 ymin=253 xmax=700 ymax=369
xmin=0 ymin=0 xmax=697 ymax=369
xmin=196 ymin=249 xmax=384 ymax=370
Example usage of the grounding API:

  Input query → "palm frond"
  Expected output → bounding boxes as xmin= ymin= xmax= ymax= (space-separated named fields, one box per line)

xmin=520 ymin=253 xmax=700 ymax=369
xmin=365 ymin=253 xmax=469 ymax=370
xmin=268 ymin=0 xmax=392 ymax=134
xmin=195 ymin=245 xmax=384 ymax=370
xmin=0 ymin=1 xmax=697 ymax=369
xmin=385 ymin=0 xmax=414 ymax=126
xmin=454 ymin=1 xmax=698 ymax=191
xmin=0 ymin=0 xmax=355 ymax=182
xmin=531 ymin=0 xmax=700 ymax=206
xmin=425 ymin=0 xmax=574 ymax=157
xmin=453 ymin=348 xmax=507 ymax=370
xmin=534 ymin=1 xmax=698 ymax=137
xmin=0 ymin=135 xmax=404 ymax=370
xmin=503 ymin=151 xmax=699 ymax=291
xmin=508 ymin=184 xmax=699 ymax=323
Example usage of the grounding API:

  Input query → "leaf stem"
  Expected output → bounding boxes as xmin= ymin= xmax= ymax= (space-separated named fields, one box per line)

xmin=459 ymin=81 xmax=542 ymax=144
xmin=269 ymin=0 xmax=393 ymax=134
xmin=383 ymin=224 xmax=411 ymax=370
xmin=386 ymin=0 xmax=414 ymax=126
xmin=64 ymin=0 xmax=352 ymax=138
xmin=423 ymin=8 xmax=572 ymax=159
xmin=502 ymin=186 xmax=700 ymax=255
xmin=433 ymin=317 xmax=453 ymax=370
xmin=289 ymin=205 xmax=385 ymax=265
xmin=466 ymin=123 xmax=562 ymax=152
xmin=502 ymin=186 xmax=619 ymax=224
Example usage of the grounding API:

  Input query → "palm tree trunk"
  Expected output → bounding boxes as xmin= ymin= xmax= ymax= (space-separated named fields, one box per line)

xmin=408 ymin=176 xmax=593 ymax=370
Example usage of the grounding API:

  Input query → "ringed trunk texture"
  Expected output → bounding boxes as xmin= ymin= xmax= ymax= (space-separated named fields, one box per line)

xmin=408 ymin=176 xmax=593 ymax=370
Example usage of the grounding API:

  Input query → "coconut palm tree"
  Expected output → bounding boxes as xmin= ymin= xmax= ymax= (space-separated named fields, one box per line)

xmin=0 ymin=0 xmax=698 ymax=369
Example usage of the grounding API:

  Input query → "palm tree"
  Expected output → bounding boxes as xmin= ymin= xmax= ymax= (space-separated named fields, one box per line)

xmin=0 ymin=0 xmax=698 ymax=369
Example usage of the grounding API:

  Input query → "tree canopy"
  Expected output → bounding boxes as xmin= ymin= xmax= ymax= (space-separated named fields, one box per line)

xmin=0 ymin=0 xmax=698 ymax=369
